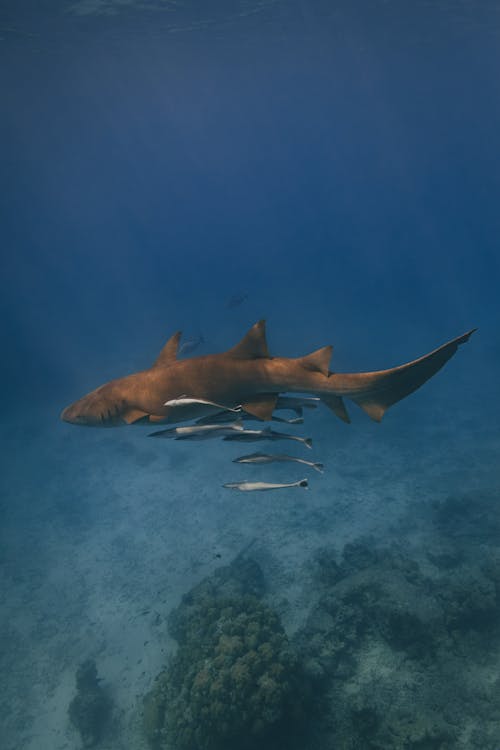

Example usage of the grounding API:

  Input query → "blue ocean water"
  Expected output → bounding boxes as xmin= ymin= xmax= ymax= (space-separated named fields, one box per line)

xmin=1 ymin=2 xmax=500 ymax=749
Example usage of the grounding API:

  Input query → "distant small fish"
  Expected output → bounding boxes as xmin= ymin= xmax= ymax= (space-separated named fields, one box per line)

xmin=233 ymin=452 xmax=324 ymax=473
xmin=226 ymin=293 xmax=248 ymax=309
xmin=165 ymin=396 xmax=241 ymax=413
xmin=178 ymin=335 xmax=204 ymax=357
xmin=223 ymin=478 xmax=308 ymax=491
xmin=223 ymin=427 xmax=313 ymax=449
xmin=149 ymin=421 xmax=244 ymax=440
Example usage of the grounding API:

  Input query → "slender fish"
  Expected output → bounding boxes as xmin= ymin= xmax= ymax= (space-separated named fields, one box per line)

xmin=149 ymin=421 xmax=244 ymax=439
xmin=223 ymin=427 xmax=313 ymax=449
xmin=233 ymin=452 xmax=324 ymax=473
xmin=275 ymin=395 xmax=320 ymax=416
xmin=165 ymin=396 xmax=241 ymax=412
xmin=195 ymin=411 xmax=303 ymax=425
xmin=223 ymin=478 xmax=308 ymax=491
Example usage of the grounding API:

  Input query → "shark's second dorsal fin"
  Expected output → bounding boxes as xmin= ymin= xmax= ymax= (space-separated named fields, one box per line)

xmin=298 ymin=345 xmax=333 ymax=377
xmin=227 ymin=320 xmax=270 ymax=359
xmin=153 ymin=331 xmax=182 ymax=367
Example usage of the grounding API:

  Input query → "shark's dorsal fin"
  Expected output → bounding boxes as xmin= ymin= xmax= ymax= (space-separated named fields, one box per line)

xmin=298 ymin=345 xmax=332 ymax=377
xmin=227 ymin=320 xmax=270 ymax=359
xmin=241 ymin=394 xmax=278 ymax=420
xmin=153 ymin=331 xmax=182 ymax=368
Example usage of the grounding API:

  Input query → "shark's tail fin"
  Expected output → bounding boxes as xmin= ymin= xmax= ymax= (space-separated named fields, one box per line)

xmin=325 ymin=329 xmax=476 ymax=423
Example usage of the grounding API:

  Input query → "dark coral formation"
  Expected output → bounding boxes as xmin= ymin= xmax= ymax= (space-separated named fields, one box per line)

xmin=144 ymin=555 xmax=305 ymax=750
xmin=297 ymin=532 xmax=500 ymax=749
xmin=68 ymin=659 xmax=111 ymax=747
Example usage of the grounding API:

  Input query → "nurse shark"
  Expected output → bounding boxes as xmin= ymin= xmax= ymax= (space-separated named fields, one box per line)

xmin=61 ymin=320 xmax=475 ymax=427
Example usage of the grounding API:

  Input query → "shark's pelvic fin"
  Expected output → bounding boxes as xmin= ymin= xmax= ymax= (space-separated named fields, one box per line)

xmin=241 ymin=394 xmax=278 ymax=420
xmin=228 ymin=320 xmax=270 ymax=359
xmin=153 ymin=331 xmax=182 ymax=368
xmin=298 ymin=345 xmax=333 ymax=376
xmin=320 ymin=393 xmax=351 ymax=423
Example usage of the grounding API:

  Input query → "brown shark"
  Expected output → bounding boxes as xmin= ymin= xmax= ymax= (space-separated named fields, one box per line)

xmin=60 ymin=320 xmax=475 ymax=427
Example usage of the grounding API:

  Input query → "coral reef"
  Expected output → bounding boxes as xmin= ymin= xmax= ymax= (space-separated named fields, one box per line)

xmin=144 ymin=554 xmax=305 ymax=750
xmin=297 ymin=532 xmax=500 ymax=749
xmin=68 ymin=659 xmax=111 ymax=747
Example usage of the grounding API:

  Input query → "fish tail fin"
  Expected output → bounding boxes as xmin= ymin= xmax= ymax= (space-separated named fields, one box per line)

xmin=313 ymin=462 xmax=324 ymax=473
xmin=305 ymin=438 xmax=313 ymax=449
xmin=298 ymin=479 xmax=309 ymax=489
xmin=327 ymin=329 xmax=476 ymax=422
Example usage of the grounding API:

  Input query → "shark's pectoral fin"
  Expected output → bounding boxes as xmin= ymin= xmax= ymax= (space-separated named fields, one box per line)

xmin=320 ymin=394 xmax=351 ymax=423
xmin=122 ymin=408 xmax=151 ymax=424
xmin=241 ymin=394 xmax=278 ymax=420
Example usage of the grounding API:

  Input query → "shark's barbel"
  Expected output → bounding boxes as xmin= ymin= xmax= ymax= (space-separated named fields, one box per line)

xmin=61 ymin=320 xmax=475 ymax=427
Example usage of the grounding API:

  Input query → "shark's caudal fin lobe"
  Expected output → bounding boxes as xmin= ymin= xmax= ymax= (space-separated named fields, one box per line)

xmin=298 ymin=345 xmax=333 ymax=376
xmin=227 ymin=320 xmax=270 ymax=359
xmin=321 ymin=394 xmax=351 ymax=423
xmin=241 ymin=394 xmax=278 ymax=420
xmin=343 ymin=329 xmax=477 ymax=422
xmin=152 ymin=331 xmax=182 ymax=367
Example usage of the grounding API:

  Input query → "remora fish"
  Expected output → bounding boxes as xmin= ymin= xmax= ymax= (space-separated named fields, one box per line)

xmin=233 ymin=452 xmax=324 ymax=473
xmin=195 ymin=411 xmax=303 ymax=425
xmin=149 ymin=421 xmax=244 ymax=440
xmin=275 ymin=396 xmax=320 ymax=416
xmin=223 ymin=478 xmax=308 ymax=491
xmin=164 ymin=396 xmax=241 ymax=411
xmin=61 ymin=320 xmax=475 ymax=428
xmin=223 ymin=427 xmax=313 ymax=449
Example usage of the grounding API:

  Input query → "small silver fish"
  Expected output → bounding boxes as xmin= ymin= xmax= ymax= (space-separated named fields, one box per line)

xmin=233 ymin=452 xmax=324 ymax=473
xmin=165 ymin=396 xmax=241 ymax=412
xmin=223 ymin=478 xmax=308 ymax=491
xmin=178 ymin=335 xmax=204 ymax=357
xmin=195 ymin=411 xmax=303 ymax=425
xmin=271 ymin=415 xmax=304 ymax=425
xmin=223 ymin=427 xmax=313 ymax=449
xmin=149 ymin=421 xmax=244 ymax=439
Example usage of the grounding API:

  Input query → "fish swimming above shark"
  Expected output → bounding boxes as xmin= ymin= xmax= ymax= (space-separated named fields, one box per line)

xmin=61 ymin=320 xmax=475 ymax=428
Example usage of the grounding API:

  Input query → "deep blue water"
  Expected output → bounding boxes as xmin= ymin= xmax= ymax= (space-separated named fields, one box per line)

xmin=1 ymin=2 xmax=500 ymax=749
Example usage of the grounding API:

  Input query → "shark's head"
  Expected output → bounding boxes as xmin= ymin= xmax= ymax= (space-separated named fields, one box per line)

xmin=61 ymin=384 xmax=126 ymax=427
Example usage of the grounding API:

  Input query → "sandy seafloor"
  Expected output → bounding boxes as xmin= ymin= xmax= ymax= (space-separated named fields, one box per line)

xmin=1 ymin=361 xmax=499 ymax=750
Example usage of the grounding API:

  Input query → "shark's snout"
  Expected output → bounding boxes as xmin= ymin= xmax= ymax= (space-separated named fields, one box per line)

xmin=60 ymin=391 xmax=124 ymax=427
xmin=61 ymin=402 xmax=94 ymax=425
